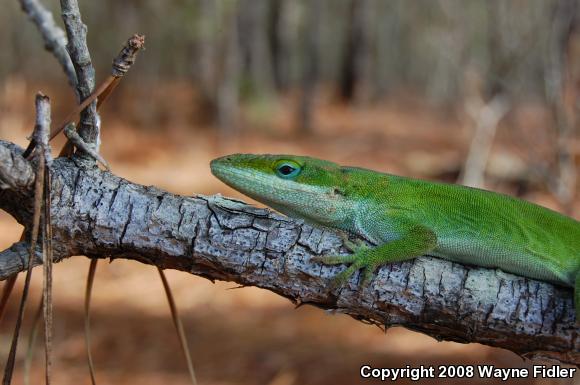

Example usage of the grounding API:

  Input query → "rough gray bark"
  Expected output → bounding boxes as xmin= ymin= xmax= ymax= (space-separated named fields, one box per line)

xmin=0 ymin=140 xmax=577 ymax=366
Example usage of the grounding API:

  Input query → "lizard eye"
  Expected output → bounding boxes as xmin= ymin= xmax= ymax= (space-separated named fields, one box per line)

xmin=274 ymin=160 xmax=301 ymax=179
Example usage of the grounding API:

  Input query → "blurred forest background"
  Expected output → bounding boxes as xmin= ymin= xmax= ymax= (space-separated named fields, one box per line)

xmin=0 ymin=0 xmax=579 ymax=384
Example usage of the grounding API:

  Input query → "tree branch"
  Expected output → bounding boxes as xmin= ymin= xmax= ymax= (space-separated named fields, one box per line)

xmin=0 ymin=141 xmax=577 ymax=365
xmin=0 ymin=143 xmax=34 ymax=191
xmin=60 ymin=0 xmax=99 ymax=149
xmin=18 ymin=0 xmax=78 ymax=89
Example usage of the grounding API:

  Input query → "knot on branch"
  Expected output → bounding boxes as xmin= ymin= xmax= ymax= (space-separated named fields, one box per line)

xmin=111 ymin=34 xmax=145 ymax=77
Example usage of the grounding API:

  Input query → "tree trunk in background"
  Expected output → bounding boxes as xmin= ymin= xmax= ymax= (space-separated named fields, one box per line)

xmin=338 ymin=0 xmax=373 ymax=103
xmin=3 ymin=2 xmax=24 ymax=79
xmin=297 ymin=0 xmax=322 ymax=134
xmin=196 ymin=0 xmax=218 ymax=121
xmin=355 ymin=0 xmax=375 ymax=104
xmin=239 ymin=0 xmax=275 ymax=98
xmin=460 ymin=1 xmax=512 ymax=189
xmin=268 ymin=0 xmax=292 ymax=91
xmin=425 ymin=1 xmax=467 ymax=105
xmin=373 ymin=1 xmax=403 ymax=99
xmin=216 ymin=1 xmax=240 ymax=133
xmin=485 ymin=0 xmax=507 ymax=98
xmin=545 ymin=0 xmax=578 ymax=215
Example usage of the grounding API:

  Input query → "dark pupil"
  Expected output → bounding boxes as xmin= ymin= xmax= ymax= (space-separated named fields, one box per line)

xmin=279 ymin=165 xmax=295 ymax=175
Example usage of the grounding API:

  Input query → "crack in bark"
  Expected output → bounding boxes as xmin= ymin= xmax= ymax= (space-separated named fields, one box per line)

xmin=119 ymin=199 xmax=133 ymax=246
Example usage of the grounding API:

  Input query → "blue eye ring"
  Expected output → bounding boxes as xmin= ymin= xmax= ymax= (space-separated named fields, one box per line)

xmin=274 ymin=160 xmax=301 ymax=179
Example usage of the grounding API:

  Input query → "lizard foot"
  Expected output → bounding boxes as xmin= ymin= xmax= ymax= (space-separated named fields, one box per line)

xmin=312 ymin=244 xmax=379 ymax=289
xmin=336 ymin=232 xmax=367 ymax=253
xmin=313 ymin=226 xmax=436 ymax=290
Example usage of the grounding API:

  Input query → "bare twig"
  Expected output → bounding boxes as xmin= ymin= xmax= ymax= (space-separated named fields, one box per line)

xmin=9 ymin=29 xmax=145 ymax=385
xmin=2 ymin=94 xmax=51 ymax=385
xmin=40 ymin=139 xmax=53 ymax=385
xmin=0 ymin=242 xmax=42 ymax=279
xmin=60 ymin=0 xmax=99 ymax=149
xmin=63 ymin=123 xmax=109 ymax=169
xmin=57 ymin=34 xmax=145 ymax=145
xmin=111 ymin=34 xmax=146 ymax=77
xmin=2 ymin=6 xmax=64 ymax=375
xmin=18 ymin=0 xmax=77 ymax=89
xmin=23 ymin=34 xmax=145 ymax=159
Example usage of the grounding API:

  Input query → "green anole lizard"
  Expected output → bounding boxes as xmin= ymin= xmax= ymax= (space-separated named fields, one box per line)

xmin=210 ymin=154 xmax=580 ymax=319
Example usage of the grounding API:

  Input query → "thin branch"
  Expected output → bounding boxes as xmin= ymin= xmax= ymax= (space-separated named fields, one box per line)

xmin=3 ymin=94 xmax=51 ymax=385
xmin=18 ymin=0 xmax=77 ymax=89
xmin=22 ymin=34 xmax=145 ymax=159
xmin=63 ymin=123 xmax=109 ymax=170
xmin=0 ymin=242 xmax=42 ymax=278
xmin=60 ymin=0 xmax=99 ymax=148
xmin=0 ymin=144 xmax=577 ymax=365
xmin=40 ymin=137 xmax=54 ymax=385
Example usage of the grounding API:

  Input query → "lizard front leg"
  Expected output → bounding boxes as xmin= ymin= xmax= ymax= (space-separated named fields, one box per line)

xmin=313 ymin=224 xmax=437 ymax=287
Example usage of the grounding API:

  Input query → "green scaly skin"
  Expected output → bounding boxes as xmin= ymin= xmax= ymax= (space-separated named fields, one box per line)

xmin=210 ymin=154 xmax=580 ymax=320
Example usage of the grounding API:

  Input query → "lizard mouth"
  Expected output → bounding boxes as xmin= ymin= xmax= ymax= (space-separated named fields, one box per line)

xmin=210 ymin=159 xmax=247 ymax=190
xmin=210 ymin=158 xmax=275 ymax=200
xmin=210 ymin=155 xmax=350 ymax=227
xmin=210 ymin=157 xmax=323 ymax=208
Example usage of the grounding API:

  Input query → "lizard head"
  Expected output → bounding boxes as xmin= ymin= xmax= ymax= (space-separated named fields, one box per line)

xmin=210 ymin=153 xmax=356 ymax=226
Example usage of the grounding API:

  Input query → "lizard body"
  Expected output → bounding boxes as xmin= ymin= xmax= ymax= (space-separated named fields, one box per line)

xmin=210 ymin=154 xmax=580 ymax=318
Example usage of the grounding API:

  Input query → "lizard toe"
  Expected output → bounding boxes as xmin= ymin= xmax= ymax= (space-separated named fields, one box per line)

xmin=312 ymin=254 xmax=357 ymax=265
xmin=360 ymin=263 xmax=379 ymax=287
xmin=329 ymin=264 xmax=360 ymax=289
